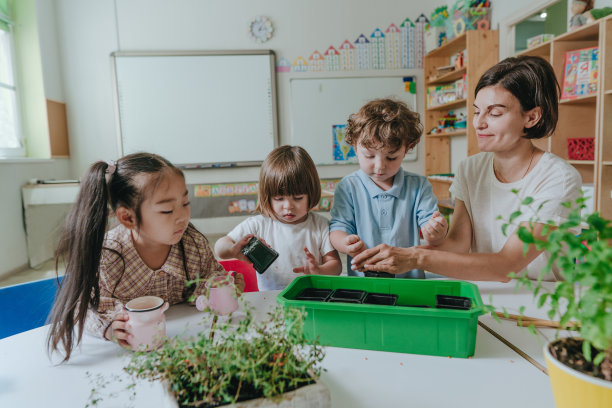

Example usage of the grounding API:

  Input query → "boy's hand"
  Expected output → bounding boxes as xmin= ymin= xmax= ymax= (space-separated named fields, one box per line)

xmin=421 ymin=211 xmax=448 ymax=245
xmin=231 ymin=234 xmax=254 ymax=263
xmin=293 ymin=247 xmax=321 ymax=275
xmin=345 ymin=234 xmax=367 ymax=257
xmin=104 ymin=312 xmax=131 ymax=348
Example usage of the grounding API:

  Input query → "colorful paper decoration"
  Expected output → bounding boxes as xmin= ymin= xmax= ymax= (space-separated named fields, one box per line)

xmin=562 ymin=46 xmax=599 ymax=100
xmin=280 ymin=15 xmax=427 ymax=73
xmin=332 ymin=125 xmax=356 ymax=162
xmin=276 ymin=57 xmax=291 ymax=73
xmin=339 ymin=40 xmax=356 ymax=71
xmin=324 ymin=46 xmax=341 ymax=71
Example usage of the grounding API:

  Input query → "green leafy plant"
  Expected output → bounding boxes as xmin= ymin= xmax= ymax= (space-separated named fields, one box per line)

xmin=124 ymin=304 xmax=325 ymax=407
xmin=500 ymin=191 xmax=612 ymax=381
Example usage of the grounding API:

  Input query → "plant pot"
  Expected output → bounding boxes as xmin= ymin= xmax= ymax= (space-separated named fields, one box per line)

xmin=327 ymin=289 xmax=366 ymax=303
xmin=163 ymin=380 xmax=331 ymax=408
xmin=544 ymin=339 xmax=612 ymax=408
xmin=294 ymin=288 xmax=333 ymax=302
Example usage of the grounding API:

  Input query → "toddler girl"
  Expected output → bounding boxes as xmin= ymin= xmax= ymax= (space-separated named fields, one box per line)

xmin=47 ymin=152 xmax=244 ymax=361
xmin=215 ymin=145 xmax=342 ymax=290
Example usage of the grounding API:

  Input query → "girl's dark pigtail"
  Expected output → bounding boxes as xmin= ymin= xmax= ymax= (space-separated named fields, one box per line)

xmin=47 ymin=161 xmax=110 ymax=362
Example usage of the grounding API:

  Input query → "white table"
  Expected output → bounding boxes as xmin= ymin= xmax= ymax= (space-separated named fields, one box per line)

xmin=0 ymin=290 xmax=556 ymax=407
xmin=476 ymin=281 xmax=573 ymax=370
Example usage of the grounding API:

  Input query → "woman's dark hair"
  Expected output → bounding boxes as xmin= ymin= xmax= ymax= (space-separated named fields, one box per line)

xmin=47 ymin=152 xmax=182 ymax=362
xmin=256 ymin=145 xmax=321 ymax=217
xmin=475 ymin=55 xmax=560 ymax=139
xmin=345 ymin=98 xmax=423 ymax=152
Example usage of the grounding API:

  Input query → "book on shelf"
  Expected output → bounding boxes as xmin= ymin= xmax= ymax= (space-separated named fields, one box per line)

xmin=561 ymin=46 xmax=598 ymax=100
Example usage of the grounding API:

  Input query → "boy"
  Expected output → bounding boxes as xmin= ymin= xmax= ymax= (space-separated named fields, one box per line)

xmin=330 ymin=98 xmax=447 ymax=278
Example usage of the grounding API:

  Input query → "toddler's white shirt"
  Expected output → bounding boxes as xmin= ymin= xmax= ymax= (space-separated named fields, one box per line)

xmin=227 ymin=212 xmax=335 ymax=290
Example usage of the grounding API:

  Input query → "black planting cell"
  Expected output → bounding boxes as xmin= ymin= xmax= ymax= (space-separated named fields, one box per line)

xmin=295 ymin=288 xmax=333 ymax=302
xmin=435 ymin=294 xmax=472 ymax=310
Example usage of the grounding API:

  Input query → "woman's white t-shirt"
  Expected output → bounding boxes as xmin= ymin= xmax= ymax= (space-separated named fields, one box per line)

xmin=449 ymin=151 xmax=582 ymax=281
xmin=227 ymin=212 xmax=335 ymax=291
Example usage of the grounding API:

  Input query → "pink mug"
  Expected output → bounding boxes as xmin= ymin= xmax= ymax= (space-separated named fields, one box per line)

xmin=196 ymin=274 xmax=239 ymax=316
xmin=125 ymin=296 xmax=169 ymax=351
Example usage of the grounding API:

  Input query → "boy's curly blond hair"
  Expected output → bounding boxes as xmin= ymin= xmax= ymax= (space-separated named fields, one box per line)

xmin=345 ymin=98 xmax=423 ymax=152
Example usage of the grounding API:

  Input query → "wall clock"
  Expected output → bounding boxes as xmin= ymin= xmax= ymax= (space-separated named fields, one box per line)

xmin=248 ymin=16 xmax=274 ymax=43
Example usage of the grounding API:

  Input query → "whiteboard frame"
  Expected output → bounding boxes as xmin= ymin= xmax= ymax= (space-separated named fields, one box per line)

xmin=110 ymin=50 xmax=279 ymax=168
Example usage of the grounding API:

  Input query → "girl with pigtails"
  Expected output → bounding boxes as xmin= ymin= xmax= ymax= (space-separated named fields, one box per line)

xmin=47 ymin=152 xmax=244 ymax=361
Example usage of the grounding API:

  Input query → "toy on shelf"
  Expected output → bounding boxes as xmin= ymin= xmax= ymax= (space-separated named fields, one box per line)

xmin=561 ymin=46 xmax=598 ymax=100
xmin=569 ymin=0 xmax=594 ymax=30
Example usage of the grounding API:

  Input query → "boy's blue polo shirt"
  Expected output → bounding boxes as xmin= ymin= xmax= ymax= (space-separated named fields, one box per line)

xmin=330 ymin=168 xmax=438 ymax=278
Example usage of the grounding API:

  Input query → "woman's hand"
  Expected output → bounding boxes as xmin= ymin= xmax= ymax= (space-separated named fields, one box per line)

xmin=293 ymin=247 xmax=320 ymax=275
xmin=104 ymin=312 xmax=131 ymax=348
xmin=351 ymin=244 xmax=419 ymax=274
xmin=421 ymin=211 xmax=448 ymax=245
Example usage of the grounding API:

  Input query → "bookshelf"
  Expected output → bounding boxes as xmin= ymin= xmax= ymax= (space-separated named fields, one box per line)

xmin=423 ymin=30 xmax=499 ymax=207
xmin=517 ymin=14 xmax=612 ymax=219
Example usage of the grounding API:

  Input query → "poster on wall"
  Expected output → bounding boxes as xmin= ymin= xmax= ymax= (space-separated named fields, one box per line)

xmin=189 ymin=179 xmax=341 ymax=218
xmin=332 ymin=125 xmax=356 ymax=162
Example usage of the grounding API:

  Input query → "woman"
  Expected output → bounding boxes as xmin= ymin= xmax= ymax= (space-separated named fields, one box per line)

xmin=351 ymin=56 xmax=582 ymax=282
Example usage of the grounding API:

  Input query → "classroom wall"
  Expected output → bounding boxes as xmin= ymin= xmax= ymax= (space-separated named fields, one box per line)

xmin=48 ymin=0 xmax=446 ymax=178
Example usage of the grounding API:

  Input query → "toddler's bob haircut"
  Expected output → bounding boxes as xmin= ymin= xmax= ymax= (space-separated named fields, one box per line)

xmin=345 ymin=98 xmax=423 ymax=153
xmin=474 ymin=55 xmax=560 ymax=139
xmin=256 ymin=145 xmax=321 ymax=218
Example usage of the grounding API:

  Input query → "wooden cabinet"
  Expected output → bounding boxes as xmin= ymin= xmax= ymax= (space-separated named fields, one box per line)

xmin=423 ymin=30 xmax=499 ymax=208
xmin=518 ymin=15 xmax=612 ymax=219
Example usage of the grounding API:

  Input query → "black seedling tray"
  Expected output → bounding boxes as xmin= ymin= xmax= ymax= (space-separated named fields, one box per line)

xmin=294 ymin=288 xmax=333 ymax=302
xmin=328 ymin=289 xmax=366 ymax=304
xmin=435 ymin=294 xmax=472 ymax=310
xmin=364 ymin=271 xmax=395 ymax=278
xmin=241 ymin=236 xmax=279 ymax=274
xmin=363 ymin=293 xmax=398 ymax=306
xmin=398 ymin=304 xmax=431 ymax=308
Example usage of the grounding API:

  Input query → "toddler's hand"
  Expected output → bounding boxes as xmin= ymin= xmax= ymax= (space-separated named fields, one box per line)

xmin=421 ymin=211 xmax=448 ymax=245
xmin=345 ymin=234 xmax=366 ymax=257
xmin=104 ymin=312 xmax=131 ymax=348
xmin=232 ymin=272 xmax=246 ymax=295
xmin=232 ymin=234 xmax=254 ymax=264
xmin=293 ymin=247 xmax=321 ymax=275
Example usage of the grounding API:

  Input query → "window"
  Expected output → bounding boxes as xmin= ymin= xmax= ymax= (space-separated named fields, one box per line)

xmin=0 ymin=3 xmax=24 ymax=157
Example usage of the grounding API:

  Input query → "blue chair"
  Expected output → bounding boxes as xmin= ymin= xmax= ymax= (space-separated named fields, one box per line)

xmin=0 ymin=276 xmax=63 ymax=339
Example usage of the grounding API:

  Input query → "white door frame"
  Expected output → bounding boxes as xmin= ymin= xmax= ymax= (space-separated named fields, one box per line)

xmin=498 ymin=0 xmax=563 ymax=59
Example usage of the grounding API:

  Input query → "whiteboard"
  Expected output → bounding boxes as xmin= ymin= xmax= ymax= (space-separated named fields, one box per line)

xmin=112 ymin=51 xmax=278 ymax=167
xmin=290 ymin=76 xmax=418 ymax=165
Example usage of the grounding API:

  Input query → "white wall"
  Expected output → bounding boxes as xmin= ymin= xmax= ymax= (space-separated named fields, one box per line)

xmin=50 ymin=0 xmax=445 ymax=179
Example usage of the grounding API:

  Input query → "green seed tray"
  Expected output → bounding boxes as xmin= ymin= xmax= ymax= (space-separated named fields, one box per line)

xmin=277 ymin=275 xmax=484 ymax=358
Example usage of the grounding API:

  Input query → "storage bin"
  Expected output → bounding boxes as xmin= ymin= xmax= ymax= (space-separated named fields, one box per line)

xmin=568 ymin=138 xmax=595 ymax=160
xmin=277 ymin=275 xmax=484 ymax=358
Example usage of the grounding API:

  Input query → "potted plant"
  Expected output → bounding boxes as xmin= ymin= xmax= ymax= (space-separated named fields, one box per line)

xmin=500 ymin=193 xmax=611 ymax=407
xmin=122 ymin=304 xmax=329 ymax=408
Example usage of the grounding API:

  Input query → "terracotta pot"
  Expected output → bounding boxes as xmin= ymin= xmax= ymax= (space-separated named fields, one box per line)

xmin=163 ymin=380 xmax=330 ymax=408
xmin=544 ymin=340 xmax=612 ymax=408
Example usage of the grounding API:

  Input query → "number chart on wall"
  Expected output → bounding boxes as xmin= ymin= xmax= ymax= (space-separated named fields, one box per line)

xmin=112 ymin=51 xmax=278 ymax=167
xmin=290 ymin=76 xmax=418 ymax=165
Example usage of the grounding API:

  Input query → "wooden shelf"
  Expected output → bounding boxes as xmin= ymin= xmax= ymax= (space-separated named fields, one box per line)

xmin=603 ymin=161 xmax=612 ymax=166
xmin=426 ymin=98 xmax=466 ymax=111
xmin=568 ymin=160 xmax=595 ymax=165
xmin=428 ymin=178 xmax=454 ymax=184
xmin=426 ymin=130 xmax=467 ymax=138
xmin=605 ymin=89 xmax=612 ymax=95
xmin=559 ymin=94 xmax=597 ymax=105
xmin=516 ymin=41 xmax=552 ymax=59
xmin=426 ymin=67 xmax=466 ymax=86
xmin=437 ymin=199 xmax=455 ymax=210
xmin=425 ymin=32 xmax=467 ymax=58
